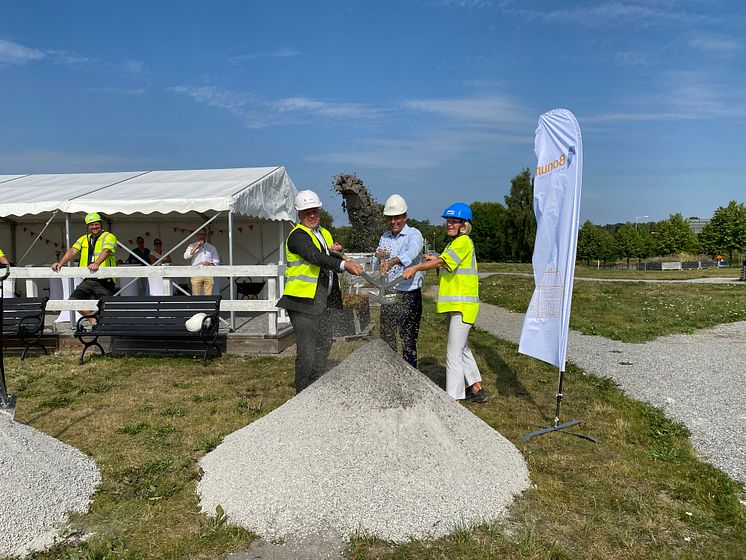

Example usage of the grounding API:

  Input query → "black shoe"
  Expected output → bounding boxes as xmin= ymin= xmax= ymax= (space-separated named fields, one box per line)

xmin=466 ymin=388 xmax=487 ymax=403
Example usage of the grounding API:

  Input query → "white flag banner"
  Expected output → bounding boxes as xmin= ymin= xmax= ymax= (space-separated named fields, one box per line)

xmin=518 ymin=108 xmax=583 ymax=371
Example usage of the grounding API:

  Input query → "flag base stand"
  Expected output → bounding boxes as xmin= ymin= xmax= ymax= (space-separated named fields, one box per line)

xmin=522 ymin=369 xmax=597 ymax=443
xmin=522 ymin=418 xmax=597 ymax=443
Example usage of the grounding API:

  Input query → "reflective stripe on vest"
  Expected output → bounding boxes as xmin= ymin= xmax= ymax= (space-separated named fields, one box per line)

xmin=283 ymin=224 xmax=335 ymax=299
xmin=437 ymin=235 xmax=479 ymax=324
xmin=438 ymin=295 xmax=479 ymax=303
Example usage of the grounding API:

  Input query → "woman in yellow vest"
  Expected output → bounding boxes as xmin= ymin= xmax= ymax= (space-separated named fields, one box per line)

xmin=403 ymin=203 xmax=486 ymax=402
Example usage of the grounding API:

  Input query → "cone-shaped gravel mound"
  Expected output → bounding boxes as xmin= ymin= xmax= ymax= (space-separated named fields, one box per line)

xmin=0 ymin=415 xmax=100 ymax=557
xmin=198 ymin=340 xmax=530 ymax=542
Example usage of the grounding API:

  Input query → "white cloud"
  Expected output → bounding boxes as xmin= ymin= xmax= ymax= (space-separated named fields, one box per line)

xmin=431 ymin=0 xmax=503 ymax=8
xmin=228 ymin=47 xmax=300 ymax=63
xmin=122 ymin=59 xmax=146 ymax=74
xmin=404 ymin=95 xmax=532 ymax=127
xmin=0 ymin=37 xmax=146 ymax=74
xmin=304 ymin=129 xmax=529 ymax=170
xmin=85 ymin=87 xmax=147 ymax=95
xmin=45 ymin=49 xmax=97 ymax=66
xmin=0 ymin=38 xmax=45 ymax=65
xmin=271 ymin=97 xmax=382 ymax=119
xmin=614 ymin=50 xmax=653 ymax=66
xmin=508 ymin=1 xmax=705 ymax=28
xmin=689 ymin=34 xmax=745 ymax=55
xmin=170 ymin=85 xmax=252 ymax=112
xmin=171 ymin=85 xmax=383 ymax=128
xmin=584 ymin=71 xmax=746 ymax=123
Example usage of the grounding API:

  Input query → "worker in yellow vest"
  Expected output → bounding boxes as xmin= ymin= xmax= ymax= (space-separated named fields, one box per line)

xmin=0 ymin=248 xmax=8 ymax=266
xmin=52 ymin=212 xmax=117 ymax=321
xmin=402 ymin=203 xmax=486 ymax=402
xmin=277 ymin=190 xmax=364 ymax=392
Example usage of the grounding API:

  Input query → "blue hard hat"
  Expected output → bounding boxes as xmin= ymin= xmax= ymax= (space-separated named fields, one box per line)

xmin=441 ymin=203 xmax=472 ymax=222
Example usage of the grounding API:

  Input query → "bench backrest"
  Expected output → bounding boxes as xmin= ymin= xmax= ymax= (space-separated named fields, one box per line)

xmin=2 ymin=297 xmax=48 ymax=333
xmin=97 ymin=295 xmax=221 ymax=333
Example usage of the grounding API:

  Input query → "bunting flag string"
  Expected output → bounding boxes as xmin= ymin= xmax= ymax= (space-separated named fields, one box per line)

xmin=15 ymin=222 xmax=259 ymax=255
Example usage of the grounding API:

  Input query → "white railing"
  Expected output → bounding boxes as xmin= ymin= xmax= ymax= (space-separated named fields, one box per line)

xmin=7 ymin=265 xmax=289 ymax=335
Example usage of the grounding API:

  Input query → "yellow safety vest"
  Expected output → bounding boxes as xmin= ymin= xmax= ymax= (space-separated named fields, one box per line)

xmin=73 ymin=232 xmax=118 ymax=271
xmin=284 ymin=224 xmax=336 ymax=299
xmin=437 ymin=234 xmax=479 ymax=324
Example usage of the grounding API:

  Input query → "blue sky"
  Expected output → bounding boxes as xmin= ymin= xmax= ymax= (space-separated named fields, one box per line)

xmin=1 ymin=0 xmax=744 ymax=226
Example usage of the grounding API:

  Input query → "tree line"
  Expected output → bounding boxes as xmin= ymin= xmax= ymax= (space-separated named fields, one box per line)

xmin=323 ymin=169 xmax=746 ymax=267
xmin=578 ymin=200 xmax=746 ymax=267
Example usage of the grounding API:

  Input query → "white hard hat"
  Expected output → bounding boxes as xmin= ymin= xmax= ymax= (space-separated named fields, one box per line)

xmin=185 ymin=312 xmax=211 ymax=333
xmin=383 ymin=194 xmax=408 ymax=216
xmin=294 ymin=190 xmax=322 ymax=211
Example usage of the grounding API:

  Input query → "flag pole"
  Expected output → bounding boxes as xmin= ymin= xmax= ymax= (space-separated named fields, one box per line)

xmin=517 ymin=108 xmax=595 ymax=444
xmin=522 ymin=368 xmax=596 ymax=442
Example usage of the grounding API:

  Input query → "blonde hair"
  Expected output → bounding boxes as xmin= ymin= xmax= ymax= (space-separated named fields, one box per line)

xmin=460 ymin=222 xmax=472 ymax=235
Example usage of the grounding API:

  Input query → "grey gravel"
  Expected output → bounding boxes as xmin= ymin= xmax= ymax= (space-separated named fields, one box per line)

xmin=0 ymin=415 xmax=101 ymax=557
xmin=475 ymin=302 xmax=746 ymax=486
xmin=198 ymin=339 xmax=530 ymax=544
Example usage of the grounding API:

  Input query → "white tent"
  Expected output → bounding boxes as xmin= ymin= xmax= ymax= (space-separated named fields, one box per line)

xmin=0 ymin=167 xmax=296 ymax=221
xmin=0 ymin=167 xmax=297 ymax=267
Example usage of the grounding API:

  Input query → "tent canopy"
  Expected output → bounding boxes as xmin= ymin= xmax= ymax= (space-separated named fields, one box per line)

xmin=0 ymin=167 xmax=297 ymax=221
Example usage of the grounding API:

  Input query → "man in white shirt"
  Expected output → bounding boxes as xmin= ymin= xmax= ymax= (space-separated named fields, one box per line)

xmin=373 ymin=194 xmax=424 ymax=367
xmin=183 ymin=228 xmax=220 ymax=295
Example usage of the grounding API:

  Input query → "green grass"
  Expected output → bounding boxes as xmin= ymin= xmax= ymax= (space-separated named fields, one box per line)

xmin=574 ymin=265 xmax=740 ymax=280
xmin=478 ymin=262 xmax=741 ymax=280
xmin=479 ymin=274 xmax=746 ymax=342
xmin=2 ymin=289 xmax=745 ymax=559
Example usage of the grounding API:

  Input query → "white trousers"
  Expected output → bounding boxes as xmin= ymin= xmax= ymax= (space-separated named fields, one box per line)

xmin=445 ymin=312 xmax=481 ymax=400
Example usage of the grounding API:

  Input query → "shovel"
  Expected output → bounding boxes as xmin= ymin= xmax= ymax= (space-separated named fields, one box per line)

xmin=360 ymin=271 xmax=406 ymax=305
xmin=0 ymin=264 xmax=16 ymax=419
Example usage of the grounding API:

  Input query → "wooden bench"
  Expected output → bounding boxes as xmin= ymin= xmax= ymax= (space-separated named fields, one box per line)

xmin=74 ymin=295 xmax=221 ymax=366
xmin=1 ymin=297 xmax=49 ymax=360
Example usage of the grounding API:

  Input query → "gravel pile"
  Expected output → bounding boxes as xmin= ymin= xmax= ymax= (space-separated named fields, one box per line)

xmin=0 ymin=414 xmax=101 ymax=557
xmin=198 ymin=339 xmax=530 ymax=543
xmin=475 ymin=302 xmax=746 ymax=486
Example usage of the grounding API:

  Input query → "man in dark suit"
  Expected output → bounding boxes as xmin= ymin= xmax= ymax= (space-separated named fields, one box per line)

xmin=277 ymin=190 xmax=364 ymax=392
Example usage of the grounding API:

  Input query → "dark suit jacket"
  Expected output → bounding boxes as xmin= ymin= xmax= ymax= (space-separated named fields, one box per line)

xmin=276 ymin=227 xmax=344 ymax=315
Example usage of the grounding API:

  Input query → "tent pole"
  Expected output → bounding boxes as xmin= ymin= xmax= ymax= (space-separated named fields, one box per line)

xmin=65 ymin=214 xmax=75 ymax=330
xmin=9 ymin=222 xmax=16 ymax=264
xmin=18 ymin=210 xmax=60 ymax=265
xmin=278 ymin=221 xmax=286 ymax=323
xmin=228 ymin=211 xmax=235 ymax=332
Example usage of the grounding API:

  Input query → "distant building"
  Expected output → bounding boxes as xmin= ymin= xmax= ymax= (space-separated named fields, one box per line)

xmin=687 ymin=217 xmax=709 ymax=234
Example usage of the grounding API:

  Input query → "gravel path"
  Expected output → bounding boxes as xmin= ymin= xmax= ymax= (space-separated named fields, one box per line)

xmin=0 ymin=414 xmax=100 ymax=557
xmin=199 ymin=339 xmax=530 ymax=548
xmin=474 ymin=302 xmax=746 ymax=486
